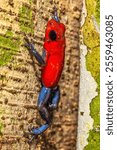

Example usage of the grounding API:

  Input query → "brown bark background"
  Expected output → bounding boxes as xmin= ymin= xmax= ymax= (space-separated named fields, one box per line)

xmin=0 ymin=0 xmax=82 ymax=149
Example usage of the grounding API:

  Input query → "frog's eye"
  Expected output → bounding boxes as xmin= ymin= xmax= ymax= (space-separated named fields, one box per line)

xmin=49 ymin=30 xmax=57 ymax=41
xmin=50 ymin=22 xmax=53 ymax=25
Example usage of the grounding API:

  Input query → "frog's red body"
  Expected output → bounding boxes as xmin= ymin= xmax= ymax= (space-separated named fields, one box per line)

xmin=41 ymin=19 xmax=66 ymax=87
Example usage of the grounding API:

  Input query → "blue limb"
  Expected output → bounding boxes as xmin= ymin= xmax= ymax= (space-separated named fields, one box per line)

xmin=52 ymin=6 xmax=59 ymax=22
xmin=31 ymin=124 xmax=49 ymax=135
xmin=37 ymin=86 xmax=51 ymax=107
xmin=49 ymin=86 xmax=60 ymax=109
xmin=24 ymin=36 xmax=45 ymax=66
xmin=42 ymin=49 xmax=46 ymax=61
xmin=31 ymin=86 xmax=51 ymax=136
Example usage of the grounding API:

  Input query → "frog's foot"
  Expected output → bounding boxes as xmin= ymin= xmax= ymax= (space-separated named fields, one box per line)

xmin=24 ymin=124 xmax=49 ymax=143
xmin=30 ymin=124 xmax=49 ymax=135
xmin=23 ymin=131 xmax=38 ymax=143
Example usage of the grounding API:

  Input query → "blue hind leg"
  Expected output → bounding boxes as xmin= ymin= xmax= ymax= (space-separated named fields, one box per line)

xmin=31 ymin=86 xmax=51 ymax=135
xmin=49 ymin=86 xmax=60 ymax=109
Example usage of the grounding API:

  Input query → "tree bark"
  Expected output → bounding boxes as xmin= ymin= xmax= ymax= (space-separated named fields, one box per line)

xmin=0 ymin=0 xmax=82 ymax=149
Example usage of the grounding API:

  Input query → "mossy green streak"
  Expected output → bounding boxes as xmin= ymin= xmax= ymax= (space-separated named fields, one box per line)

xmin=0 ymin=30 xmax=20 ymax=66
xmin=19 ymin=4 xmax=34 ymax=34
xmin=0 ymin=2 xmax=34 ymax=65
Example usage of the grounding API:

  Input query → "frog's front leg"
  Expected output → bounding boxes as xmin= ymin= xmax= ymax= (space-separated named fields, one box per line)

xmin=24 ymin=36 xmax=45 ymax=66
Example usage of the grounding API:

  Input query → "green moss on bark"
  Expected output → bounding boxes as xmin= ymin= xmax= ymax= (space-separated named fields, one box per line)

xmin=84 ymin=129 xmax=100 ymax=150
xmin=19 ymin=4 xmax=34 ymax=34
xmin=0 ymin=30 xmax=20 ymax=66
xmin=94 ymin=0 xmax=100 ymax=24
xmin=83 ymin=0 xmax=100 ymax=149
xmin=0 ymin=2 xmax=34 ymax=66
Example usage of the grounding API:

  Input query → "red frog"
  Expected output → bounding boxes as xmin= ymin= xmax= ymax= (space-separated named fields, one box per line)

xmin=25 ymin=7 xmax=66 ymax=142
xmin=42 ymin=19 xmax=66 ymax=87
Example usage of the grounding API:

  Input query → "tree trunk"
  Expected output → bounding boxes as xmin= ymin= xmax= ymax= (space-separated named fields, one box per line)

xmin=0 ymin=0 xmax=82 ymax=149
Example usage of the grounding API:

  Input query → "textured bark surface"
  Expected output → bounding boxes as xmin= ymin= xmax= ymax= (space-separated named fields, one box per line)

xmin=0 ymin=0 xmax=82 ymax=149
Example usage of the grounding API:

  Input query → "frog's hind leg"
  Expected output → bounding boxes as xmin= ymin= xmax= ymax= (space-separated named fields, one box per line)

xmin=49 ymin=86 xmax=60 ymax=109
xmin=30 ymin=86 xmax=51 ymax=135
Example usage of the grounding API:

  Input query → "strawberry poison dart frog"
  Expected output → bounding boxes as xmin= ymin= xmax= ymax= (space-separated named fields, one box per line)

xmin=25 ymin=7 xmax=66 ymax=141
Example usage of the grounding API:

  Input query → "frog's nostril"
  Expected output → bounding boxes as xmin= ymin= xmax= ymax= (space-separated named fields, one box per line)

xmin=49 ymin=30 xmax=57 ymax=41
